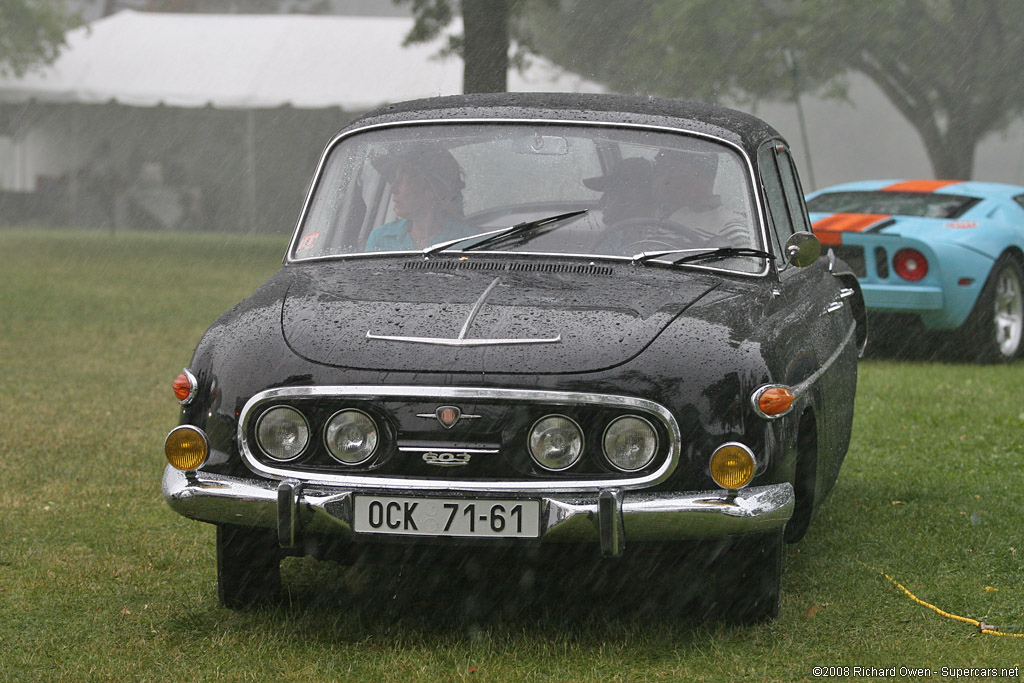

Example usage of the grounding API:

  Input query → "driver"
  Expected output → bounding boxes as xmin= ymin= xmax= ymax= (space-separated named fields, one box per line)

xmin=582 ymin=156 xmax=654 ymax=226
xmin=365 ymin=148 xmax=474 ymax=251
xmin=651 ymin=148 xmax=748 ymax=245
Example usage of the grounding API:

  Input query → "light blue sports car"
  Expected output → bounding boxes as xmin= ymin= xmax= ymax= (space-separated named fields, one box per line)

xmin=806 ymin=179 xmax=1024 ymax=362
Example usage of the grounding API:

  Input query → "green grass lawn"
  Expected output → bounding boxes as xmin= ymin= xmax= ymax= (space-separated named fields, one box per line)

xmin=2 ymin=228 xmax=1022 ymax=681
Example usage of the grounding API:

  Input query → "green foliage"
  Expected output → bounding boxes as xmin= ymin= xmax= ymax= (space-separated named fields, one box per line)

xmin=528 ymin=0 xmax=1024 ymax=179
xmin=2 ymin=227 xmax=1023 ymax=679
xmin=392 ymin=0 xmax=555 ymax=91
xmin=0 ymin=0 xmax=78 ymax=77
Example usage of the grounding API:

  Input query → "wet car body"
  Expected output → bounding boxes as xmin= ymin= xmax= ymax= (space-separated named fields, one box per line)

xmin=163 ymin=93 xmax=865 ymax=622
xmin=807 ymin=179 xmax=1024 ymax=361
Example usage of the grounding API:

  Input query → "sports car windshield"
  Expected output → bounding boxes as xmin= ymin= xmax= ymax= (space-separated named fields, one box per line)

xmin=291 ymin=122 xmax=764 ymax=272
xmin=806 ymin=190 xmax=979 ymax=218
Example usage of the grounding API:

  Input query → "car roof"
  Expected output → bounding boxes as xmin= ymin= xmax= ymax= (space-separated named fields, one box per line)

xmin=340 ymin=92 xmax=784 ymax=152
xmin=809 ymin=179 xmax=1024 ymax=200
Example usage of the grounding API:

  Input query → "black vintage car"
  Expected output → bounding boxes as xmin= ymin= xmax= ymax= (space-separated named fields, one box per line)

xmin=163 ymin=93 xmax=865 ymax=623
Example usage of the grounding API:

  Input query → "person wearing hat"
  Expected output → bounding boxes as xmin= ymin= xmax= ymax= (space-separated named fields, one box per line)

xmin=583 ymin=156 xmax=655 ymax=226
xmin=651 ymin=148 xmax=749 ymax=245
xmin=365 ymin=148 xmax=474 ymax=251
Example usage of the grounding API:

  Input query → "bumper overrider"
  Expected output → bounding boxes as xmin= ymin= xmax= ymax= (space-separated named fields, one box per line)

xmin=162 ymin=466 xmax=794 ymax=557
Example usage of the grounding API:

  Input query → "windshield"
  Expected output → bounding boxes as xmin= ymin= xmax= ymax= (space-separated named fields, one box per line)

xmin=806 ymin=190 xmax=979 ymax=219
xmin=291 ymin=122 xmax=764 ymax=272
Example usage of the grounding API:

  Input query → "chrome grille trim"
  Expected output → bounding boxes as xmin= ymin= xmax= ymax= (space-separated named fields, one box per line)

xmin=237 ymin=385 xmax=681 ymax=493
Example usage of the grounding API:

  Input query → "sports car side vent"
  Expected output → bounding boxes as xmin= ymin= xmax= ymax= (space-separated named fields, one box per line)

xmin=404 ymin=261 xmax=613 ymax=276
xmin=874 ymin=247 xmax=890 ymax=278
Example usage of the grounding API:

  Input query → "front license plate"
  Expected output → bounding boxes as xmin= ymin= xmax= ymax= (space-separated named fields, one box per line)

xmin=353 ymin=495 xmax=541 ymax=538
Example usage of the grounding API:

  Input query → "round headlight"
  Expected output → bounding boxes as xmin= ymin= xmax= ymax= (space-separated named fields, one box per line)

xmin=603 ymin=415 xmax=658 ymax=471
xmin=255 ymin=406 xmax=309 ymax=461
xmin=709 ymin=443 xmax=756 ymax=490
xmin=325 ymin=409 xmax=379 ymax=465
xmin=165 ymin=425 xmax=209 ymax=471
xmin=528 ymin=415 xmax=584 ymax=471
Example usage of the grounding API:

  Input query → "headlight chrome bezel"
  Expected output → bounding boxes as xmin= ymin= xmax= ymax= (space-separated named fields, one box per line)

xmin=602 ymin=415 xmax=659 ymax=472
xmin=324 ymin=408 xmax=380 ymax=466
xmin=255 ymin=405 xmax=311 ymax=462
xmin=528 ymin=414 xmax=585 ymax=471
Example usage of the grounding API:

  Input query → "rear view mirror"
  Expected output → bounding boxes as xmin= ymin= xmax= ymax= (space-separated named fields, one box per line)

xmin=785 ymin=231 xmax=821 ymax=267
xmin=513 ymin=134 xmax=568 ymax=156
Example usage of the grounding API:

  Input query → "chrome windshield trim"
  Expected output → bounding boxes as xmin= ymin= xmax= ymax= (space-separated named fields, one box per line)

xmin=285 ymin=118 xmax=770 ymax=278
xmin=237 ymin=385 xmax=682 ymax=493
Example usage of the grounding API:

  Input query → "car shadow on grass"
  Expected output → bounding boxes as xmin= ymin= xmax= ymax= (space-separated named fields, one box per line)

xmin=258 ymin=539 xmax=792 ymax=641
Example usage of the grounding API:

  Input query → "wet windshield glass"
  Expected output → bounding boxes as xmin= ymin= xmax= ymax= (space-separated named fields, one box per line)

xmin=292 ymin=123 xmax=764 ymax=272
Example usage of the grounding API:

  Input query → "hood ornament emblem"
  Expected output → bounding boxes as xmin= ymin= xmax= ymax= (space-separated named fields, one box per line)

xmin=436 ymin=406 xmax=462 ymax=429
xmin=366 ymin=277 xmax=561 ymax=347
xmin=416 ymin=406 xmax=481 ymax=429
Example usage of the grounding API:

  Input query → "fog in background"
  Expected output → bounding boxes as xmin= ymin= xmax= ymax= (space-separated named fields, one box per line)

xmin=1 ymin=0 xmax=1021 ymax=233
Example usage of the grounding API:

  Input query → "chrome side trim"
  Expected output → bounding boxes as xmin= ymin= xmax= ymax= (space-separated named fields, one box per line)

xmin=824 ymin=301 xmax=844 ymax=315
xmin=791 ymin=322 xmax=857 ymax=401
xmin=751 ymin=321 xmax=856 ymax=419
xmin=237 ymin=385 xmax=682 ymax=493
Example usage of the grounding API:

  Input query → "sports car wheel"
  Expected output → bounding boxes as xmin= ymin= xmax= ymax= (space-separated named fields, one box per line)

xmin=706 ymin=530 xmax=783 ymax=624
xmin=216 ymin=524 xmax=282 ymax=609
xmin=963 ymin=255 xmax=1024 ymax=363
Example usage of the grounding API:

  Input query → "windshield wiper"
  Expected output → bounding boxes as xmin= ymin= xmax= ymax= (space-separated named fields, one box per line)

xmin=634 ymin=246 xmax=775 ymax=266
xmin=671 ymin=247 xmax=775 ymax=265
xmin=422 ymin=209 xmax=588 ymax=256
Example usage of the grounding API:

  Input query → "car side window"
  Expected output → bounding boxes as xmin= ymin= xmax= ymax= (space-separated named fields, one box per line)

xmin=776 ymin=146 xmax=812 ymax=235
xmin=1014 ymin=194 xmax=1024 ymax=212
xmin=757 ymin=144 xmax=792 ymax=265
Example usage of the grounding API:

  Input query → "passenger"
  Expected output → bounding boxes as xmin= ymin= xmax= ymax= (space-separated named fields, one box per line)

xmin=651 ymin=149 xmax=749 ymax=245
xmin=365 ymin=148 xmax=474 ymax=251
xmin=582 ymin=157 xmax=655 ymax=225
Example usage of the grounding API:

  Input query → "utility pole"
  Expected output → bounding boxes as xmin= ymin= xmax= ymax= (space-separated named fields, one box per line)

xmin=784 ymin=48 xmax=816 ymax=190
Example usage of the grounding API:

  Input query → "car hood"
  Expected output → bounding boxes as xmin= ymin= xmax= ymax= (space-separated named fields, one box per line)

xmin=281 ymin=261 xmax=721 ymax=374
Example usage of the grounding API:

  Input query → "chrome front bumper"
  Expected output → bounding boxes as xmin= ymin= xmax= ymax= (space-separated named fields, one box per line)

xmin=162 ymin=466 xmax=794 ymax=557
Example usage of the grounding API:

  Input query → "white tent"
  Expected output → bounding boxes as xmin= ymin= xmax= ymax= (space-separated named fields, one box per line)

xmin=0 ymin=10 xmax=603 ymax=109
xmin=0 ymin=11 xmax=603 ymax=230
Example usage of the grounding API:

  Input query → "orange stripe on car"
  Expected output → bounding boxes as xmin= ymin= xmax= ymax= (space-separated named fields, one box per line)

xmin=811 ymin=213 xmax=891 ymax=245
xmin=882 ymin=180 xmax=960 ymax=193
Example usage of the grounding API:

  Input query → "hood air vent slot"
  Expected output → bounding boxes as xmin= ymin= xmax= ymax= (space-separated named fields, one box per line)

xmin=405 ymin=260 xmax=612 ymax=276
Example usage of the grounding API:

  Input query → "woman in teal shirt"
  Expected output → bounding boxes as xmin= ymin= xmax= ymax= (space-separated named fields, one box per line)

xmin=365 ymin=148 xmax=474 ymax=251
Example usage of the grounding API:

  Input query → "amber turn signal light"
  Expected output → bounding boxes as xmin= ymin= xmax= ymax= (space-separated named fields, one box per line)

xmin=173 ymin=369 xmax=197 ymax=405
xmin=758 ymin=387 xmax=794 ymax=416
xmin=752 ymin=385 xmax=795 ymax=419
xmin=165 ymin=425 xmax=209 ymax=471
xmin=709 ymin=443 xmax=756 ymax=490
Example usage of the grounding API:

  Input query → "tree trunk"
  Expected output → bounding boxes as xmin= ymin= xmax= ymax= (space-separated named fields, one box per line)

xmin=926 ymin=130 xmax=977 ymax=181
xmin=461 ymin=0 xmax=508 ymax=93
xmin=919 ymin=106 xmax=980 ymax=181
